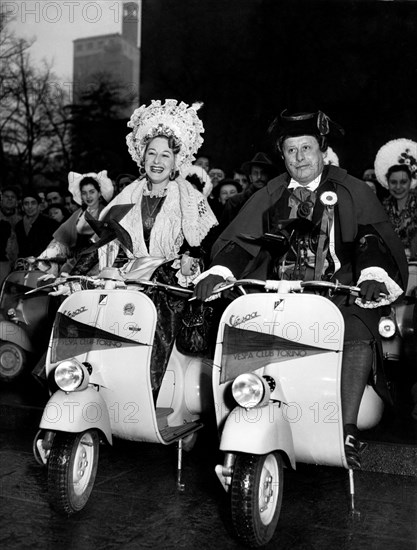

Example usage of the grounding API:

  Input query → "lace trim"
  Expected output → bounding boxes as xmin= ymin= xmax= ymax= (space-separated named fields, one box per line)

xmin=355 ymin=266 xmax=403 ymax=308
xmin=193 ymin=265 xmax=234 ymax=284
xmin=142 ymin=185 xmax=169 ymax=198
xmin=38 ymin=239 xmax=70 ymax=260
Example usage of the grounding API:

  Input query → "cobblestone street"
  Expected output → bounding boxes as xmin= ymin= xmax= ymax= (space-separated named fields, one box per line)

xmin=1 ymin=377 xmax=416 ymax=550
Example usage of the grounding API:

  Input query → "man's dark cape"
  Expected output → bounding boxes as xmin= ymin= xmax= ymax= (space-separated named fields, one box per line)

xmin=212 ymin=165 xmax=408 ymax=290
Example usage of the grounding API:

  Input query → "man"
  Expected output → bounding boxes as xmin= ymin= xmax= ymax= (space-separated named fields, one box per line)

xmin=194 ymin=109 xmax=408 ymax=468
xmin=0 ymin=186 xmax=22 ymax=265
xmin=15 ymin=190 xmax=60 ymax=257
xmin=220 ymin=152 xmax=278 ymax=226
xmin=46 ymin=188 xmax=65 ymax=207
xmin=194 ymin=154 xmax=211 ymax=173
xmin=0 ymin=186 xmax=21 ymax=224
xmin=208 ymin=167 xmax=226 ymax=191
xmin=63 ymin=193 xmax=79 ymax=214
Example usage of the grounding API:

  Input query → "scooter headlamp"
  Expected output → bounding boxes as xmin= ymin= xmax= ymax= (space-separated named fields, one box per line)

xmin=232 ymin=373 xmax=270 ymax=409
xmin=54 ymin=359 xmax=89 ymax=392
xmin=378 ymin=316 xmax=396 ymax=338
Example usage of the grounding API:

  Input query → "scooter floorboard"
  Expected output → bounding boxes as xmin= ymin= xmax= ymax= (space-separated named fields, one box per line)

xmin=159 ymin=420 xmax=204 ymax=443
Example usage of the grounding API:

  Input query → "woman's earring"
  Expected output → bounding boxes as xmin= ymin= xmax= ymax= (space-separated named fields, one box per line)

xmin=169 ymin=169 xmax=176 ymax=181
xmin=139 ymin=164 xmax=146 ymax=176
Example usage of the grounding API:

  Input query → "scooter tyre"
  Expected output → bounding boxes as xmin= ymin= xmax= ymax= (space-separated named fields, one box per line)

xmin=0 ymin=342 xmax=27 ymax=383
xmin=231 ymin=452 xmax=283 ymax=548
xmin=47 ymin=429 xmax=99 ymax=515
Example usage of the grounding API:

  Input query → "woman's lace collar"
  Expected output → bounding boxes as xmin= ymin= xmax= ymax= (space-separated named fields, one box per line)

xmin=142 ymin=184 xmax=169 ymax=198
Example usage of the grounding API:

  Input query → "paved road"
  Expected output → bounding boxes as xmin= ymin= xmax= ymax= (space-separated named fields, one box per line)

xmin=1 ymin=377 xmax=416 ymax=550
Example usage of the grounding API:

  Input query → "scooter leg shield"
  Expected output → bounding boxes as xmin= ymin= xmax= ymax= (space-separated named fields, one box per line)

xmin=39 ymin=388 xmax=113 ymax=444
xmin=219 ymin=403 xmax=296 ymax=469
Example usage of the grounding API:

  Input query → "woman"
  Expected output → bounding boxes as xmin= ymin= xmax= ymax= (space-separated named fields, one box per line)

xmin=38 ymin=171 xmax=113 ymax=275
xmin=208 ymin=178 xmax=242 ymax=219
xmin=382 ymin=166 xmax=417 ymax=259
xmin=375 ymin=139 xmax=417 ymax=260
xmin=46 ymin=204 xmax=69 ymax=224
xmin=96 ymin=99 xmax=218 ymax=394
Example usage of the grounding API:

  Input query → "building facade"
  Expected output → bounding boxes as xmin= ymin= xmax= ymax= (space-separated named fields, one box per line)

xmin=73 ymin=1 xmax=140 ymax=114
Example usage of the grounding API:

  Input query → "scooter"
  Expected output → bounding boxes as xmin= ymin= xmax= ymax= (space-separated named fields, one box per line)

xmin=0 ymin=257 xmax=61 ymax=382
xmin=33 ymin=268 xmax=213 ymax=515
xmin=210 ymin=278 xmax=388 ymax=548
xmin=378 ymin=261 xmax=417 ymax=414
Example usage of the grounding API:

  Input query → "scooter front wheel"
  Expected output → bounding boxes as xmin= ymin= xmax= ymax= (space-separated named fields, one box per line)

xmin=231 ymin=452 xmax=284 ymax=548
xmin=47 ymin=430 xmax=99 ymax=515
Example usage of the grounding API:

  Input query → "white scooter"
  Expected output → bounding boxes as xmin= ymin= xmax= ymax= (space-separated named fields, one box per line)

xmin=210 ymin=279 xmax=387 ymax=548
xmin=0 ymin=257 xmax=62 ymax=382
xmin=33 ymin=268 xmax=213 ymax=515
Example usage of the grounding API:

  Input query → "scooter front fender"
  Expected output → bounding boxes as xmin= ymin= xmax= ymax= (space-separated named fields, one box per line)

xmin=219 ymin=403 xmax=296 ymax=469
xmin=0 ymin=321 xmax=34 ymax=352
xmin=39 ymin=388 xmax=112 ymax=444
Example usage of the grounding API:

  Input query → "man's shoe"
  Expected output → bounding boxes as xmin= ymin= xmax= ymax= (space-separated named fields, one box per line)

xmin=344 ymin=433 xmax=368 ymax=469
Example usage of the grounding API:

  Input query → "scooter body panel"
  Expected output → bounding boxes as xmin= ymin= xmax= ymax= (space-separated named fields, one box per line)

xmin=39 ymin=387 xmax=113 ymax=444
xmin=219 ymin=402 xmax=296 ymax=468
xmin=213 ymin=292 xmax=351 ymax=468
xmin=0 ymin=321 xmax=34 ymax=352
xmin=45 ymin=289 xmax=163 ymax=442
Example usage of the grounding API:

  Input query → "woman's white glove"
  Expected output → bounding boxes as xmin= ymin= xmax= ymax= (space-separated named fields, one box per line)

xmin=37 ymin=273 xmax=57 ymax=284
xmin=44 ymin=272 xmax=80 ymax=296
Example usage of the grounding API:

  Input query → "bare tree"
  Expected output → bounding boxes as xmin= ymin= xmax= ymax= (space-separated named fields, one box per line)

xmin=68 ymin=71 xmax=137 ymax=174
xmin=0 ymin=12 xmax=72 ymax=187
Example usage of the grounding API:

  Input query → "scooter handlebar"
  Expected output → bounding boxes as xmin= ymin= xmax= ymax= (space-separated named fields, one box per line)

xmin=125 ymin=279 xmax=193 ymax=295
xmin=205 ymin=278 xmax=364 ymax=298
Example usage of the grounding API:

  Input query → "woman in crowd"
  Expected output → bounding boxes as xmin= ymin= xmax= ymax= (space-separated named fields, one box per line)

xmin=46 ymin=204 xmax=69 ymax=224
xmin=208 ymin=178 xmax=242 ymax=219
xmin=375 ymin=139 xmax=417 ymax=260
xmin=38 ymin=171 xmax=113 ymax=275
xmin=95 ymin=99 xmax=218 ymax=394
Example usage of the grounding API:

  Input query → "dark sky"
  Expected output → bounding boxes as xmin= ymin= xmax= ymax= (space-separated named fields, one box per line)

xmin=140 ymin=0 xmax=417 ymax=178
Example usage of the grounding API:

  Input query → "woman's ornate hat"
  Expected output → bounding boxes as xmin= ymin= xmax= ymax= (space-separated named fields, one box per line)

xmin=126 ymin=99 xmax=205 ymax=174
xmin=374 ymin=138 xmax=417 ymax=189
xmin=68 ymin=170 xmax=114 ymax=205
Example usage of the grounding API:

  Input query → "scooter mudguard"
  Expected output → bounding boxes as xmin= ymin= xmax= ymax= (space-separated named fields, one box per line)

xmin=0 ymin=321 xmax=34 ymax=352
xmin=39 ymin=388 xmax=113 ymax=444
xmin=219 ymin=403 xmax=296 ymax=469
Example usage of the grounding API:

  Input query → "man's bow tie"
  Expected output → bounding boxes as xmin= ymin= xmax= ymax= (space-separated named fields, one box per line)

xmin=292 ymin=186 xmax=316 ymax=203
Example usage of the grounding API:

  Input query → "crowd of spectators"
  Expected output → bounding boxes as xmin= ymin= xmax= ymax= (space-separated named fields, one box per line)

xmin=1 ymin=141 xmax=416 ymax=289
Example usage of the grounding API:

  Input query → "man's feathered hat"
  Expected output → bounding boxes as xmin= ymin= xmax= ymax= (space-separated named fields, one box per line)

xmin=268 ymin=110 xmax=344 ymax=144
xmin=126 ymin=99 xmax=205 ymax=175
